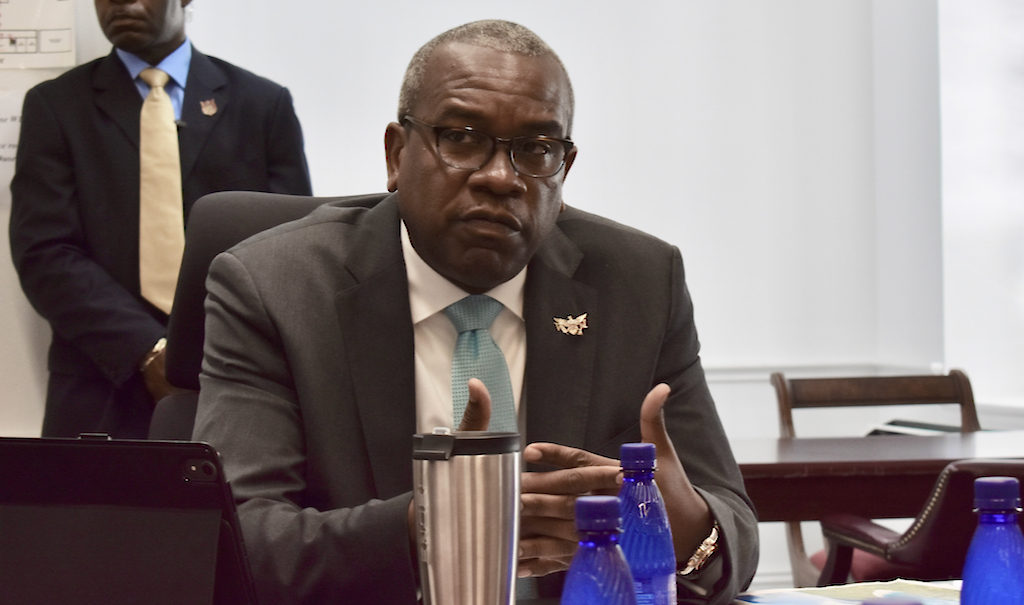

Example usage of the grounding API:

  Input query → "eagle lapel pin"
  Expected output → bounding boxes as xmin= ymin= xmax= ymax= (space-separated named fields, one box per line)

xmin=553 ymin=313 xmax=588 ymax=336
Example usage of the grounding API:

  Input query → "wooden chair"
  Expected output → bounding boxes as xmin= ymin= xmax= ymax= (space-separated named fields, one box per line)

xmin=769 ymin=369 xmax=980 ymax=587
xmin=818 ymin=458 xmax=1024 ymax=585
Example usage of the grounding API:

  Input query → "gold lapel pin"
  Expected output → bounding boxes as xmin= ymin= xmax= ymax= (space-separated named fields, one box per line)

xmin=200 ymin=99 xmax=217 ymax=116
xmin=553 ymin=313 xmax=588 ymax=336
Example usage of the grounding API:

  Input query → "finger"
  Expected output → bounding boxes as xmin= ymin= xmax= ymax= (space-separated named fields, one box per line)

xmin=523 ymin=442 xmax=618 ymax=469
xmin=520 ymin=514 xmax=579 ymax=544
xmin=457 ymin=378 xmax=491 ymax=431
xmin=639 ymin=383 xmax=681 ymax=468
xmin=518 ymin=554 xmax=575 ymax=578
xmin=518 ymin=534 xmax=578 ymax=563
xmin=521 ymin=493 xmax=576 ymax=521
xmin=521 ymin=465 xmax=621 ymax=496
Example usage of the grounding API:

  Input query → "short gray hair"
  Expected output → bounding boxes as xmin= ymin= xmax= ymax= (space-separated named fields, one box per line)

xmin=397 ymin=20 xmax=574 ymax=135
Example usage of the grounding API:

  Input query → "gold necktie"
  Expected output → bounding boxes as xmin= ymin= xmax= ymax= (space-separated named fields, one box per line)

xmin=138 ymin=67 xmax=184 ymax=315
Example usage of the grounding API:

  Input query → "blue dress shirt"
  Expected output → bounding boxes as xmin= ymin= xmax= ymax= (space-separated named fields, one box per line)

xmin=116 ymin=39 xmax=192 ymax=121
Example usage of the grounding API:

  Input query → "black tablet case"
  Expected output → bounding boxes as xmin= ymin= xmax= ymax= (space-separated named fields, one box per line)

xmin=0 ymin=437 xmax=258 ymax=605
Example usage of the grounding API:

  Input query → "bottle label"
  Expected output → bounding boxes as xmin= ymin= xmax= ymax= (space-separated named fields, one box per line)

xmin=633 ymin=573 xmax=676 ymax=605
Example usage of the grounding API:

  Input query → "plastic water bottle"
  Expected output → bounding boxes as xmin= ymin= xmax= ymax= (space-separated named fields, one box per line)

xmin=618 ymin=443 xmax=677 ymax=605
xmin=560 ymin=496 xmax=638 ymax=605
xmin=960 ymin=476 xmax=1024 ymax=605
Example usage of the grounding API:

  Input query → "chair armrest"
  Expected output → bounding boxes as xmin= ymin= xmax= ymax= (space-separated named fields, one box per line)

xmin=817 ymin=513 xmax=902 ymax=586
xmin=821 ymin=513 xmax=901 ymax=556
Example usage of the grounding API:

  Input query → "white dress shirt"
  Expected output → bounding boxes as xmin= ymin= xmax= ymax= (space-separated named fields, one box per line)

xmin=401 ymin=222 xmax=527 ymax=434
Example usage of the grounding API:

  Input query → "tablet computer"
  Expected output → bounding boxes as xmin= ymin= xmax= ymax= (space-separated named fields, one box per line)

xmin=0 ymin=436 xmax=258 ymax=605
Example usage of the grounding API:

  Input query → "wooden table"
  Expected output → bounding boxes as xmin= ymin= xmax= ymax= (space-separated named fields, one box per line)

xmin=733 ymin=430 xmax=1024 ymax=522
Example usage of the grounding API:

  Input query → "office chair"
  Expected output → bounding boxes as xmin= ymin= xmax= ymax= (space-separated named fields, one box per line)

xmin=148 ymin=191 xmax=380 ymax=440
xmin=769 ymin=369 xmax=980 ymax=587
xmin=817 ymin=458 xmax=1024 ymax=586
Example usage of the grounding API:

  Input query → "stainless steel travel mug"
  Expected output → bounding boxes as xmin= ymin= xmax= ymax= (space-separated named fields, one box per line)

xmin=413 ymin=429 xmax=521 ymax=605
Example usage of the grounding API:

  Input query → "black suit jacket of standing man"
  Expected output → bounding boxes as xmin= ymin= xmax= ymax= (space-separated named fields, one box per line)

xmin=9 ymin=43 xmax=312 ymax=438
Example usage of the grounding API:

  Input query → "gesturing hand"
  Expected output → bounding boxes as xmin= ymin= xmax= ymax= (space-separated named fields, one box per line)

xmin=517 ymin=441 xmax=620 ymax=576
xmin=638 ymin=383 xmax=713 ymax=560
xmin=447 ymin=380 xmax=713 ymax=575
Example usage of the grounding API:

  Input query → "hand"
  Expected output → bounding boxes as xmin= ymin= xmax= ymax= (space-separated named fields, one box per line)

xmin=640 ymin=383 xmax=713 ymax=560
xmin=408 ymin=379 xmax=495 ymax=556
xmin=518 ymin=442 xmax=620 ymax=577
xmin=434 ymin=381 xmax=713 ymax=574
xmin=454 ymin=379 xmax=609 ymax=577
xmin=519 ymin=383 xmax=714 ymax=575
xmin=140 ymin=347 xmax=185 ymax=405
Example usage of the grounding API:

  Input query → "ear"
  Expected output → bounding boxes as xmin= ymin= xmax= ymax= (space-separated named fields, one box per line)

xmin=561 ymin=145 xmax=577 ymax=182
xmin=384 ymin=122 xmax=407 ymax=193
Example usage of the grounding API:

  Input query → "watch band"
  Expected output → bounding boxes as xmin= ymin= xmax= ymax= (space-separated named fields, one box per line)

xmin=678 ymin=521 xmax=719 ymax=576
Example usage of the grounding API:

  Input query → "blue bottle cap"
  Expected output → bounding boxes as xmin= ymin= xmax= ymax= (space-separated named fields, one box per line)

xmin=620 ymin=442 xmax=656 ymax=470
xmin=575 ymin=496 xmax=622 ymax=532
xmin=974 ymin=476 xmax=1022 ymax=510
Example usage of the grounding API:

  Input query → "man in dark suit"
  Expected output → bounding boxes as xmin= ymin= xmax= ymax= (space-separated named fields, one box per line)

xmin=193 ymin=20 xmax=757 ymax=605
xmin=8 ymin=0 xmax=312 ymax=438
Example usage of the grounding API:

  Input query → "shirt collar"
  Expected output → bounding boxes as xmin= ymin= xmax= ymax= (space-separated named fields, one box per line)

xmin=116 ymin=38 xmax=192 ymax=88
xmin=401 ymin=221 xmax=526 ymax=324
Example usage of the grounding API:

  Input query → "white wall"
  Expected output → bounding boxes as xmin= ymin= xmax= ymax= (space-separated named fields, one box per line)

xmin=0 ymin=0 xmax=111 ymax=438
xmin=940 ymin=0 xmax=1024 ymax=413
xmin=182 ymin=1 xmax=943 ymax=378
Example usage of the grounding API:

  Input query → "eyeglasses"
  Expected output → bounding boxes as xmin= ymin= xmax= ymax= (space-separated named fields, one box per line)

xmin=402 ymin=115 xmax=573 ymax=178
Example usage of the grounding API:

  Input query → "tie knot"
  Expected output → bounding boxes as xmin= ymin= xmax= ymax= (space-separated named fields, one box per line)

xmin=140 ymin=67 xmax=170 ymax=89
xmin=444 ymin=295 xmax=503 ymax=333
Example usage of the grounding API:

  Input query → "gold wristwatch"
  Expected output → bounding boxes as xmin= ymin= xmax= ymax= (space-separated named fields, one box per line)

xmin=678 ymin=521 xmax=719 ymax=576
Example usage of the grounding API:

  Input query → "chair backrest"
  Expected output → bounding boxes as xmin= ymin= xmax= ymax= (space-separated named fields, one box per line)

xmin=165 ymin=191 xmax=365 ymax=390
xmin=886 ymin=458 xmax=1024 ymax=579
xmin=150 ymin=191 xmax=381 ymax=440
xmin=770 ymin=370 xmax=980 ymax=439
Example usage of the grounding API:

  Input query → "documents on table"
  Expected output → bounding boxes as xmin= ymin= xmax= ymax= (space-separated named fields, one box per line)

xmin=734 ymin=578 xmax=960 ymax=604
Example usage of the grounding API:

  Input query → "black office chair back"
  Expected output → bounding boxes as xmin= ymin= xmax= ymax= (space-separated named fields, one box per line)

xmin=164 ymin=191 xmax=344 ymax=390
xmin=150 ymin=191 xmax=381 ymax=439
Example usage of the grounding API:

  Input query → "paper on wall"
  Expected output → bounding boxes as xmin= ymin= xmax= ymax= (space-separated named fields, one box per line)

xmin=0 ymin=0 xmax=75 ymax=69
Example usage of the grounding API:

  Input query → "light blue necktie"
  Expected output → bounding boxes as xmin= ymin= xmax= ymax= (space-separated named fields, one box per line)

xmin=444 ymin=295 xmax=517 ymax=432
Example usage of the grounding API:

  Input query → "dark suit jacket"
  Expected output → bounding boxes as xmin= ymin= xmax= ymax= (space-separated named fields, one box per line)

xmin=193 ymin=193 xmax=759 ymax=605
xmin=9 ymin=45 xmax=312 ymax=438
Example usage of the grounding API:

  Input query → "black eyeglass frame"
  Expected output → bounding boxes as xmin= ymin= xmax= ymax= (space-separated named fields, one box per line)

xmin=401 ymin=115 xmax=574 ymax=178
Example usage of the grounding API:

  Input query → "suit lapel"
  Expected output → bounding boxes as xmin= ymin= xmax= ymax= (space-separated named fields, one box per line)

xmin=334 ymin=196 xmax=419 ymax=498
xmin=94 ymin=51 xmax=143 ymax=149
xmin=329 ymin=198 xmax=600 ymax=491
xmin=91 ymin=47 xmax=227 ymax=182
xmin=523 ymin=221 xmax=598 ymax=449
xmin=179 ymin=48 xmax=228 ymax=182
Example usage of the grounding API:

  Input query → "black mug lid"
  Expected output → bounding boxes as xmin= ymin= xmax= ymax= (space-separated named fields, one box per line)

xmin=412 ymin=429 xmax=520 ymax=460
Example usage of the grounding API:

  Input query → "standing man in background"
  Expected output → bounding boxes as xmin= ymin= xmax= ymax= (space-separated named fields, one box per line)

xmin=8 ymin=0 xmax=312 ymax=438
